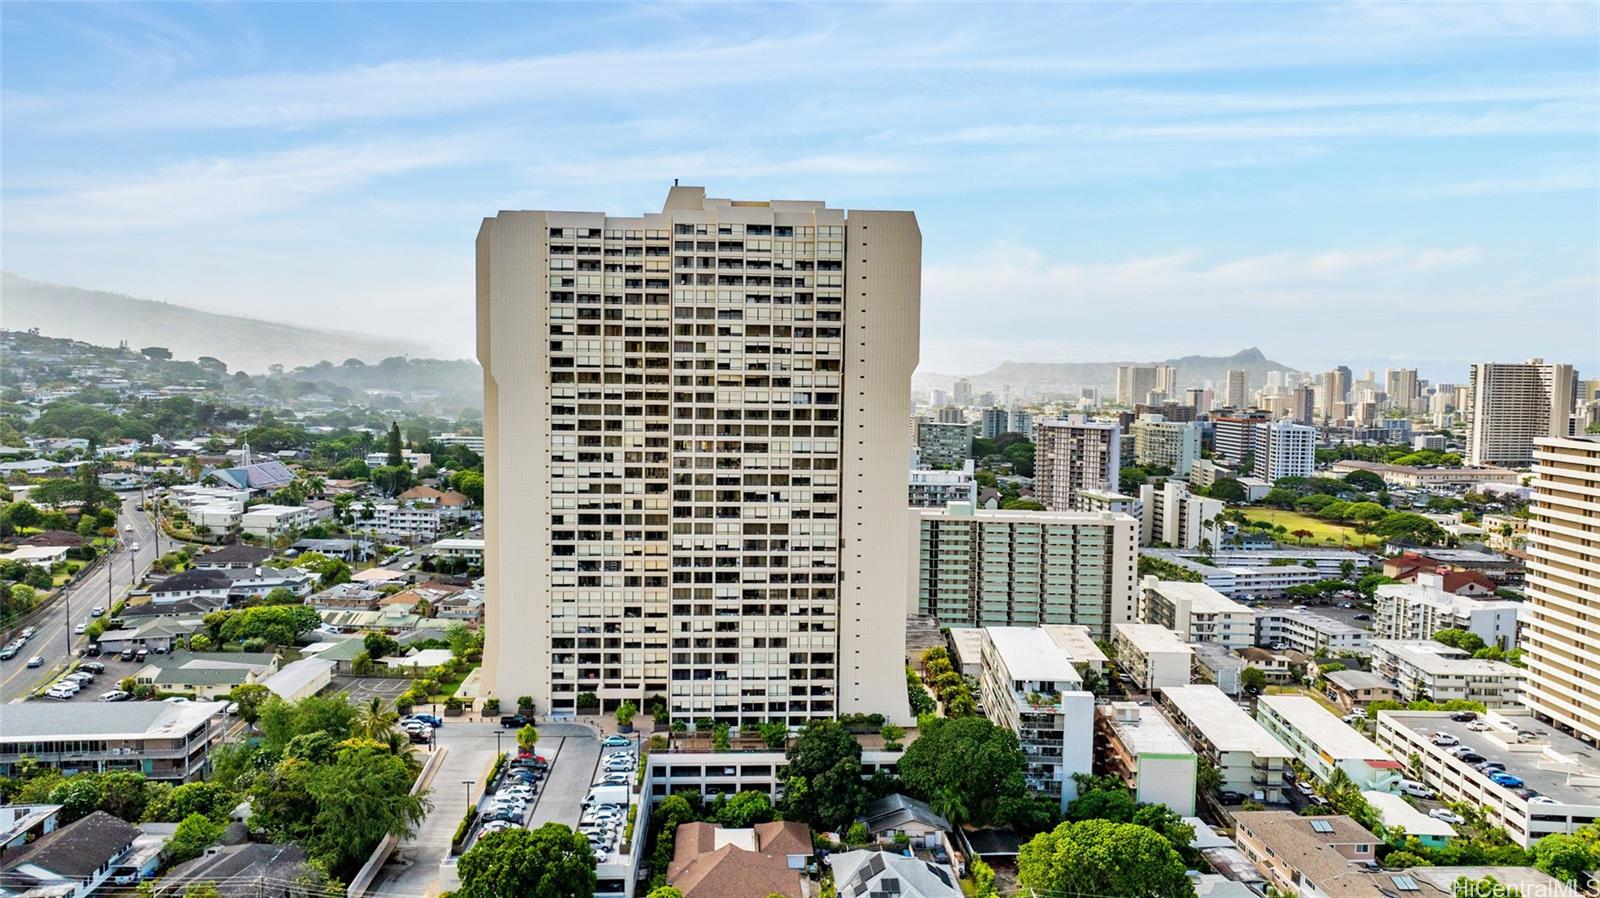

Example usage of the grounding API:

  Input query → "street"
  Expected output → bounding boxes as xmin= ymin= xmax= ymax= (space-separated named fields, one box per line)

xmin=1 ymin=491 xmax=159 ymax=703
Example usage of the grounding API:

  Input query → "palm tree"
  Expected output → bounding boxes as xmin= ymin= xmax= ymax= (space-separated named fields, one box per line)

xmin=931 ymin=787 xmax=967 ymax=829
xmin=356 ymin=695 xmax=398 ymax=741
xmin=381 ymin=730 xmax=423 ymax=775
xmin=298 ymin=473 xmax=326 ymax=499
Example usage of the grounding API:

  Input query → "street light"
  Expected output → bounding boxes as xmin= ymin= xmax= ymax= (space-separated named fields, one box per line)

xmin=462 ymin=779 xmax=475 ymax=806
xmin=495 ymin=730 xmax=503 ymax=757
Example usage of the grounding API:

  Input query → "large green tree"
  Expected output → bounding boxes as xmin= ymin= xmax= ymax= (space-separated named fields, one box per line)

xmin=780 ymin=720 xmax=867 ymax=830
xmin=165 ymin=813 xmax=225 ymax=864
xmin=897 ymin=716 xmax=1026 ymax=827
xmin=457 ymin=824 xmax=597 ymax=898
xmin=1534 ymin=830 xmax=1600 ymax=885
xmin=1018 ymin=819 xmax=1195 ymax=898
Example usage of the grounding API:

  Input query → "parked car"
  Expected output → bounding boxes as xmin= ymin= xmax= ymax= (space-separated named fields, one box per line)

xmin=1530 ymin=796 xmax=1558 ymax=805
xmin=601 ymin=735 xmax=632 ymax=748
xmin=405 ymin=713 xmax=444 ymax=728
xmin=1450 ymin=711 xmax=1479 ymax=722
xmin=79 ymin=661 xmax=105 ymax=673
xmin=500 ymin=714 xmax=532 ymax=728
xmin=1400 ymin=779 xmax=1435 ymax=798
xmin=1429 ymin=808 xmax=1464 ymax=824
xmin=1217 ymin=791 xmax=1245 ymax=804
xmin=1353 ymin=613 xmax=1371 ymax=621
xmin=408 ymin=727 xmax=434 ymax=744
xmin=99 ymin=690 xmax=131 ymax=702
xmin=1489 ymin=773 xmax=1525 ymax=788
xmin=1431 ymin=732 xmax=1459 ymax=747
xmin=20 ymin=627 xmax=37 ymax=640
xmin=119 ymin=648 xmax=137 ymax=661
xmin=1459 ymin=752 xmax=1487 ymax=765
xmin=0 ymin=646 xmax=18 ymax=661
xmin=480 ymin=820 xmax=517 ymax=835
xmin=594 ymin=773 xmax=630 ymax=786
xmin=1468 ymin=721 xmax=1491 ymax=732
xmin=134 ymin=649 xmax=148 ymax=661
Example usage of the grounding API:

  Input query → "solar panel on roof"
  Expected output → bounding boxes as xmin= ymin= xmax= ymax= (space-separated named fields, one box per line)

xmin=881 ymin=878 xmax=900 ymax=894
xmin=1310 ymin=820 xmax=1334 ymax=833
xmin=864 ymin=855 xmax=885 ymax=877
xmin=932 ymin=868 xmax=953 ymax=887
xmin=1390 ymin=875 xmax=1420 ymax=891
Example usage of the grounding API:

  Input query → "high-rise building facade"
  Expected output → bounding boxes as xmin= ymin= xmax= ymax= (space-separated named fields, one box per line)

xmin=1211 ymin=410 xmax=1270 ymax=466
xmin=1253 ymin=420 xmax=1317 ymax=482
xmin=1138 ymin=480 xmax=1224 ymax=550
xmin=1385 ymin=368 xmax=1420 ymax=412
xmin=1010 ymin=408 xmax=1034 ymax=441
xmin=1115 ymin=366 xmax=1158 ymax=407
xmin=979 ymin=407 xmax=1010 ymax=440
xmin=1320 ymin=368 xmax=1350 ymax=420
xmin=917 ymin=420 xmax=973 ymax=466
xmin=1155 ymin=365 xmax=1179 ymax=398
xmin=1522 ymin=436 xmax=1600 ymax=743
xmin=1130 ymin=414 xmax=1201 ymax=476
xmin=952 ymin=377 xmax=973 ymax=406
xmin=1224 ymin=369 xmax=1250 ymax=409
xmin=1289 ymin=384 xmax=1316 ymax=425
xmin=1034 ymin=416 xmax=1121 ymax=511
xmin=913 ymin=503 xmax=1139 ymax=636
xmin=476 ymin=186 xmax=917 ymax=725
xmin=1467 ymin=360 xmax=1578 ymax=468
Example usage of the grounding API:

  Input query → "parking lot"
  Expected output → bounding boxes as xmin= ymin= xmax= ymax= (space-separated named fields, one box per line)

xmin=28 ymin=651 xmax=156 ymax=703
xmin=329 ymin=675 xmax=413 ymax=706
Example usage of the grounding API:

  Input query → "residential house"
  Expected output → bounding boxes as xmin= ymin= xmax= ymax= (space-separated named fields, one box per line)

xmin=1231 ymin=812 xmax=1380 ymax=898
xmin=1322 ymin=670 xmax=1400 ymax=712
xmin=859 ymin=794 xmax=950 ymax=844
xmin=667 ymin=821 xmax=812 ymax=898
xmin=0 ymin=811 xmax=139 ymax=898
xmin=151 ymin=843 xmax=310 ymax=898
xmin=831 ymin=851 xmax=962 ymax=898
xmin=0 ymin=805 xmax=61 ymax=851
xmin=190 ymin=544 xmax=274 ymax=571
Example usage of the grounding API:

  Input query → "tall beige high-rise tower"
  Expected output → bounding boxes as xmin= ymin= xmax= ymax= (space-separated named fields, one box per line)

xmin=477 ymin=186 xmax=919 ymax=725
xmin=476 ymin=185 xmax=915 ymax=723
xmin=1521 ymin=435 xmax=1600 ymax=742
xmin=1467 ymin=360 xmax=1578 ymax=468
xmin=1224 ymin=369 xmax=1249 ymax=409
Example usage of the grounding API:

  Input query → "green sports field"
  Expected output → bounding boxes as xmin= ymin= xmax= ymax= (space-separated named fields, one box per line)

xmin=1227 ymin=507 xmax=1382 ymax=548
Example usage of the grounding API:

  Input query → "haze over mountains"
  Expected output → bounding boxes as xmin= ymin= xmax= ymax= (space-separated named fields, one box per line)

xmin=1 ymin=273 xmax=438 ymax=373
xmin=914 ymin=348 xmax=1298 ymax=395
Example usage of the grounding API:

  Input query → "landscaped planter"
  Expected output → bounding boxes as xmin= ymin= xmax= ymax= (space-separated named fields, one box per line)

xmin=444 ymin=706 xmax=464 ymax=717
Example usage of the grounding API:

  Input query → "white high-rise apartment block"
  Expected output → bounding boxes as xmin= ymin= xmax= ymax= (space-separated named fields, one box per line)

xmin=908 ymin=460 xmax=978 ymax=509
xmin=1140 ymin=578 xmax=1256 ymax=648
xmin=1155 ymin=365 xmax=1179 ymax=398
xmin=1467 ymin=360 xmax=1578 ymax=468
xmin=952 ymin=377 xmax=973 ymax=406
xmin=1225 ymin=369 xmax=1250 ymax=409
xmin=1522 ymin=435 xmax=1600 ymax=742
xmin=912 ymin=503 xmax=1138 ymax=637
xmin=1253 ymin=420 xmax=1316 ymax=483
xmin=1115 ymin=366 xmax=1158 ymax=407
xmin=476 ymin=186 xmax=918 ymax=724
xmin=1138 ymin=480 xmax=1224 ymax=550
xmin=1033 ymin=415 xmax=1121 ymax=511
xmin=1129 ymin=413 xmax=1201 ymax=476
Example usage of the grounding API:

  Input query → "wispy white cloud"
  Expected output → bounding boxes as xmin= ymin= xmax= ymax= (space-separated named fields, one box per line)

xmin=4 ymin=134 xmax=492 ymax=233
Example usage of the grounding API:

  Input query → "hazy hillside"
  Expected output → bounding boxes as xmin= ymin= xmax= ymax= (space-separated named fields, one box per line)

xmin=916 ymin=348 xmax=1297 ymax=394
xmin=1 ymin=272 xmax=433 ymax=373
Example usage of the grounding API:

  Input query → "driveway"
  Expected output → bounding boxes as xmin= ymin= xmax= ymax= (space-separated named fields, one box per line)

xmin=368 ymin=721 xmax=598 ymax=898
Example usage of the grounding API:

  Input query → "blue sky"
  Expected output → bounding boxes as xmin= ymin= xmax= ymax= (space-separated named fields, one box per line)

xmin=3 ymin=2 xmax=1596 ymax=380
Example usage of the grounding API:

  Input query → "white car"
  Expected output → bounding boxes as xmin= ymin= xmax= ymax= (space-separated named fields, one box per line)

xmin=1529 ymin=796 xmax=1558 ymax=805
xmin=480 ymin=820 xmax=517 ymax=835
xmin=1431 ymin=732 xmax=1459 ymax=747
xmin=129 ymin=542 xmax=140 ymax=552
xmin=1429 ymin=808 xmax=1464 ymax=824
xmin=594 ymin=773 xmax=630 ymax=786
xmin=1468 ymin=722 xmax=1490 ymax=732
xmin=74 ymin=623 xmax=87 ymax=634
xmin=162 ymin=696 xmax=191 ymax=703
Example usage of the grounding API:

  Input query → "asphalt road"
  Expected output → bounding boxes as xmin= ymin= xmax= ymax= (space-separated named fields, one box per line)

xmin=1 ymin=491 xmax=159 ymax=703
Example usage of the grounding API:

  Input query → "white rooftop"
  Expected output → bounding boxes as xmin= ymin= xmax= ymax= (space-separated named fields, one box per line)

xmin=1146 ymin=581 xmax=1253 ymax=615
xmin=1259 ymin=695 xmax=1396 ymax=763
xmin=1371 ymin=640 xmax=1523 ymax=677
xmin=1375 ymin=582 xmax=1519 ymax=613
xmin=1161 ymin=685 xmax=1291 ymax=758
xmin=0 ymin=701 xmax=226 ymax=741
xmin=1042 ymin=625 xmax=1109 ymax=666
xmin=1103 ymin=703 xmax=1195 ymax=756
xmin=1113 ymin=623 xmax=1195 ymax=655
xmin=1362 ymin=790 xmax=1456 ymax=838
xmin=432 ymin=538 xmax=485 ymax=550
xmin=984 ymin=627 xmax=1083 ymax=685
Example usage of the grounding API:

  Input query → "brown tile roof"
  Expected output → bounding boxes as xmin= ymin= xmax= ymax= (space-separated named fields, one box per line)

xmin=668 ymin=820 xmax=811 ymax=898
xmin=1234 ymin=812 xmax=1382 ymax=898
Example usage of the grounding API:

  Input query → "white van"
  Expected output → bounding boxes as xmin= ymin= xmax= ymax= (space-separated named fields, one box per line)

xmin=1400 ymin=779 xmax=1435 ymax=798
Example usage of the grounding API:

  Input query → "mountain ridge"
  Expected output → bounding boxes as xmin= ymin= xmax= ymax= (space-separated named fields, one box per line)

xmin=914 ymin=347 xmax=1298 ymax=393
xmin=0 ymin=272 xmax=439 ymax=374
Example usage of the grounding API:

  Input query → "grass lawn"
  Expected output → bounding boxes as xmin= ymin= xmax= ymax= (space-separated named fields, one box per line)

xmin=1229 ymin=507 xmax=1381 ymax=548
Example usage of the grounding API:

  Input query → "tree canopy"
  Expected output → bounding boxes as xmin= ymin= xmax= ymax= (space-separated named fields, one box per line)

xmin=1018 ymin=819 xmax=1195 ymax=898
xmin=897 ymin=716 xmax=1027 ymax=827
xmin=457 ymin=824 xmax=597 ymax=898
xmin=780 ymin=720 xmax=867 ymax=830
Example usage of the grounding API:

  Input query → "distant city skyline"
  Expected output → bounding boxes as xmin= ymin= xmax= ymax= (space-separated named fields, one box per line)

xmin=2 ymin=3 xmax=1596 ymax=376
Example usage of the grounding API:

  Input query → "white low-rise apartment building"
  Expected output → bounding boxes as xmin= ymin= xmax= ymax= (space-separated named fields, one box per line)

xmin=1369 ymin=640 xmax=1527 ymax=709
xmin=360 ymin=503 xmax=441 ymax=542
xmin=1111 ymin=623 xmax=1193 ymax=691
xmin=0 ymin=702 xmax=229 ymax=782
xmin=1140 ymin=578 xmax=1255 ymax=648
xmin=977 ymin=627 xmax=1096 ymax=808
xmin=1373 ymin=578 xmax=1520 ymax=649
xmin=431 ymin=538 xmax=485 ymax=561
xmin=239 ymin=504 xmax=318 ymax=539
xmin=1256 ymin=694 xmax=1403 ymax=792
xmin=1376 ymin=709 xmax=1600 ymax=848
xmin=908 ymin=459 xmax=978 ymax=509
xmin=1095 ymin=701 xmax=1197 ymax=815
xmin=1255 ymin=609 xmax=1371 ymax=657
xmin=1161 ymin=684 xmax=1292 ymax=802
xmin=1138 ymin=480 xmax=1223 ymax=550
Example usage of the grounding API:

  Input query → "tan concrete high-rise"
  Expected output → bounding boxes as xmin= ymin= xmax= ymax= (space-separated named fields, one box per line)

xmin=1467 ymin=360 xmax=1578 ymax=468
xmin=476 ymin=186 xmax=918 ymax=725
xmin=1224 ymin=369 xmax=1249 ymax=409
xmin=1522 ymin=435 xmax=1600 ymax=743
xmin=1034 ymin=416 xmax=1121 ymax=511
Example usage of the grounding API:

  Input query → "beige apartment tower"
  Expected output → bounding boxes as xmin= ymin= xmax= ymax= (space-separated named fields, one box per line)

xmin=1467 ymin=360 xmax=1578 ymax=468
xmin=477 ymin=186 xmax=918 ymax=725
xmin=1522 ymin=435 xmax=1600 ymax=743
